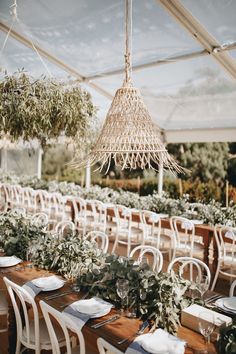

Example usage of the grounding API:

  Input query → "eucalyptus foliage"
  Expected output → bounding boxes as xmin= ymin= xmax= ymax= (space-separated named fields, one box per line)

xmin=33 ymin=234 xmax=106 ymax=279
xmin=218 ymin=319 xmax=236 ymax=354
xmin=77 ymin=254 xmax=192 ymax=334
xmin=0 ymin=210 xmax=47 ymax=259
xmin=0 ymin=72 xmax=96 ymax=146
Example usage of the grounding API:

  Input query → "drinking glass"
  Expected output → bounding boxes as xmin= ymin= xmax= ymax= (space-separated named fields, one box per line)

xmin=116 ymin=279 xmax=129 ymax=314
xmin=198 ymin=311 xmax=215 ymax=353
xmin=196 ymin=275 xmax=209 ymax=300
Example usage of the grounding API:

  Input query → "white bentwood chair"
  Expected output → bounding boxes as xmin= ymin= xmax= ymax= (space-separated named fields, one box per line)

xmin=170 ymin=216 xmax=204 ymax=260
xmin=113 ymin=205 xmax=145 ymax=257
xmin=141 ymin=210 xmax=172 ymax=259
xmin=85 ymin=231 xmax=109 ymax=253
xmin=4 ymin=277 xmax=65 ymax=354
xmin=31 ymin=212 xmax=49 ymax=227
xmin=40 ymin=300 xmax=85 ymax=354
xmin=167 ymin=256 xmax=211 ymax=287
xmin=55 ymin=220 xmax=76 ymax=238
xmin=97 ymin=337 xmax=123 ymax=354
xmin=211 ymin=225 xmax=236 ymax=290
xmin=129 ymin=245 xmax=163 ymax=273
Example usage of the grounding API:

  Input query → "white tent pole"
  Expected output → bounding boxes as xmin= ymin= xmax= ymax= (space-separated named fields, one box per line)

xmin=158 ymin=158 xmax=164 ymax=196
xmin=85 ymin=161 xmax=91 ymax=190
xmin=37 ymin=148 xmax=43 ymax=179
xmin=1 ymin=147 xmax=7 ymax=172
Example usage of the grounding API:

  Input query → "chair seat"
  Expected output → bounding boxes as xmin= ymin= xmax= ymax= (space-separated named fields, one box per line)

xmin=0 ymin=291 xmax=8 ymax=315
xmin=22 ymin=317 xmax=65 ymax=349
xmin=176 ymin=242 xmax=204 ymax=253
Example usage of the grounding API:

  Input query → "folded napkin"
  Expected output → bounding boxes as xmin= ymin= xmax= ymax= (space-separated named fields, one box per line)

xmin=125 ymin=329 xmax=185 ymax=354
xmin=23 ymin=281 xmax=42 ymax=298
xmin=63 ymin=297 xmax=113 ymax=330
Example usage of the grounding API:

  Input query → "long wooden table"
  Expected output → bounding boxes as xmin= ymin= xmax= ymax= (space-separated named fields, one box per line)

xmin=0 ymin=263 xmax=217 ymax=354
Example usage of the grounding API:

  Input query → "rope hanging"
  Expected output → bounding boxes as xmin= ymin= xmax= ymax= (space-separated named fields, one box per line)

xmin=0 ymin=0 xmax=52 ymax=77
xmin=71 ymin=0 xmax=184 ymax=174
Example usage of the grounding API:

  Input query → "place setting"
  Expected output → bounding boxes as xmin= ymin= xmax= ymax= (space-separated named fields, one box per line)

xmin=23 ymin=275 xmax=66 ymax=298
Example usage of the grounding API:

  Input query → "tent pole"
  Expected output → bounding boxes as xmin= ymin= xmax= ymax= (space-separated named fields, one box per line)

xmin=85 ymin=161 xmax=91 ymax=190
xmin=158 ymin=159 xmax=164 ymax=196
xmin=37 ymin=148 xmax=43 ymax=179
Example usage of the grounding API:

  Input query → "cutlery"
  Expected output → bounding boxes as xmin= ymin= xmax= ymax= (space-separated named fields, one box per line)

xmin=44 ymin=290 xmax=73 ymax=300
xmin=117 ymin=320 xmax=149 ymax=345
xmin=91 ymin=315 xmax=120 ymax=329
xmin=205 ymin=294 xmax=223 ymax=303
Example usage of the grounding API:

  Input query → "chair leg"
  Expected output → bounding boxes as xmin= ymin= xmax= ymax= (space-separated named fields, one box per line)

xmin=15 ymin=338 xmax=21 ymax=354
xmin=211 ymin=262 xmax=221 ymax=290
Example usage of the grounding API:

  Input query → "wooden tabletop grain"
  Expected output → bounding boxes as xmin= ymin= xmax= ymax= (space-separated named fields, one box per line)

xmin=0 ymin=263 xmax=217 ymax=354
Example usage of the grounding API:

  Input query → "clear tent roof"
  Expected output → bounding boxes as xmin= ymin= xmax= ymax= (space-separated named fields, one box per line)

xmin=0 ymin=0 xmax=236 ymax=143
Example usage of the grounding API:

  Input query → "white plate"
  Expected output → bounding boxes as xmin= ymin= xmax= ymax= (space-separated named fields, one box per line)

xmin=215 ymin=297 xmax=236 ymax=314
xmin=223 ymin=297 xmax=236 ymax=311
xmin=32 ymin=275 xmax=65 ymax=291
xmin=191 ymin=220 xmax=204 ymax=225
xmin=71 ymin=298 xmax=109 ymax=315
xmin=0 ymin=256 xmax=22 ymax=267
xmin=90 ymin=307 xmax=112 ymax=318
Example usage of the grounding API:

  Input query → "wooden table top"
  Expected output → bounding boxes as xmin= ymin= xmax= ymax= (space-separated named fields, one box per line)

xmin=0 ymin=262 xmax=218 ymax=354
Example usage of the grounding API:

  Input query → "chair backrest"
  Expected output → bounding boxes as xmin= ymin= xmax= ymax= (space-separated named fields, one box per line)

xmin=97 ymin=337 xmax=123 ymax=354
xmin=55 ymin=220 xmax=76 ymax=238
xmin=31 ymin=212 xmax=49 ymax=226
xmin=167 ymin=256 xmax=211 ymax=287
xmin=117 ymin=205 xmax=132 ymax=230
xmin=170 ymin=216 xmax=196 ymax=253
xmin=4 ymin=276 xmax=40 ymax=351
xmin=129 ymin=245 xmax=163 ymax=273
xmin=23 ymin=187 xmax=37 ymax=212
xmin=214 ymin=225 xmax=236 ymax=263
xmin=40 ymin=300 xmax=85 ymax=354
xmin=229 ymin=279 xmax=236 ymax=297
xmin=141 ymin=210 xmax=162 ymax=246
xmin=85 ymin=231 xmax=109 ymax=253
xmin=94 ymin=200 xmax=107 ymax=231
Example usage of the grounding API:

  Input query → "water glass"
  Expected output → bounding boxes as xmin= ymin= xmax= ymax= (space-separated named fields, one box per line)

xmin=116 ymin=279 xmax=129 ymax=314
xmin=196 ymin=275 xmax=209 ymax=299
xmin=198 ymin=311 xmax=215 ymax=353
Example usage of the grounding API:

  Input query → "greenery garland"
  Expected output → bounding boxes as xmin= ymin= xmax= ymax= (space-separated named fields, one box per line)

xmin=0 ymin=72 xmax=96 ymax=146
xmin=77 ymin=254 xmax=192 ymax=334
xmin=0 ymin=210 xmax=47 ymax=259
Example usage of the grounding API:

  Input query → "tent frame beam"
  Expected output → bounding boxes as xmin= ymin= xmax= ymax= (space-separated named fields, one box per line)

xmin=158 ymin=0 xmax=236 ymax=80
xmin=0 ymin=21 xmax=113 ymax=99
xmin=83 ymin=42 xmax=236 ymax=82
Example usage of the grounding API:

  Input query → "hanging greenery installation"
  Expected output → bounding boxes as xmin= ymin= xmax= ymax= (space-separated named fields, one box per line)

xmin=0 ymin=71 xmax=96 ymax=146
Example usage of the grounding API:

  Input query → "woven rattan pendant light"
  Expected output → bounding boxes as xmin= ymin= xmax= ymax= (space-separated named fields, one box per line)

xmin=73 ymin=0 xmax=182 ymax=174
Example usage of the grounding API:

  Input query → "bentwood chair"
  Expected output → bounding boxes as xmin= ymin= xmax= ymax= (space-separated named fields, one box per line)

xmin=97 ymin=337 xmax=123 ymax=354
xmin=31 ymin=212 xmax=49 ymax=228
xmin=229 ymin=279 xmax=236 ymax=297
xmin=85 ymin=231 xmax=109 ymax=253
xmin=113 ymin=205 xmax=145 ymax=257
xmin=55 ymin=220 xmax=76 ymax=238
xmin=40 ymin=301 xmax=85 ymax=354
xmin=170 ymin=216 xmax=204 ymax=261
xmin=71 ymin=197 xmax=87 ymax=235
xmin=141 ymin=210 xmax=173 ymax=260
xmin=211 ymin=225 xmax=236 ymax=290
xmin=129 ymin=245 xmax=163 ymax=273
xmin=167 ymin=256 xmax=211 ymax=288
xmin=4 ymin=277 xmax=65 ymax=354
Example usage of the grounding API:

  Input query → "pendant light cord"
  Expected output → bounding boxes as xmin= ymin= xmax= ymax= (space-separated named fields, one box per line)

xmin=124 ymin=0 xmax=132 ymax=85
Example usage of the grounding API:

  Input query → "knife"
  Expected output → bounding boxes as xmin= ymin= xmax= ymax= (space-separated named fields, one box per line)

xmin=44 ymin=290 xmax=73 ymax=300
xmin=91 ymin=315 xmax=120 ymax=329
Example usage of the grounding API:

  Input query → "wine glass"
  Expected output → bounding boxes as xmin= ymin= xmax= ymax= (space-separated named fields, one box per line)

xmin=198 ymin=311 xmax=215 ymax=353
xmin=196 ymin=275 xmax=209 ymax=300
xmin=116 ymin=279 xmax=129 ymax=314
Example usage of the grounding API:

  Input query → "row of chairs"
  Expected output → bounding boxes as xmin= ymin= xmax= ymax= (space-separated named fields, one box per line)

xmin=1 ymin=183 xmax=236 ymax=291
xmin=2 ymin=256 xmax=218 ymax=354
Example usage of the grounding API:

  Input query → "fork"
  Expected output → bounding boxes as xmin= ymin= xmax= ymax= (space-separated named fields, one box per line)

xmin=117 ymin=320 xmax=149 ymax=345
